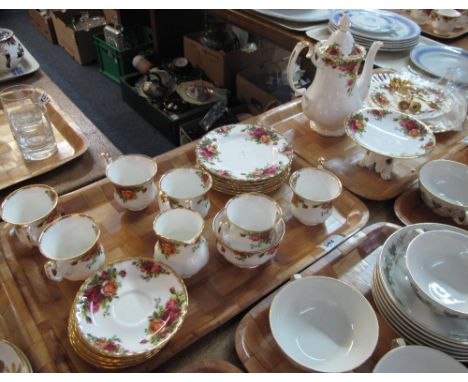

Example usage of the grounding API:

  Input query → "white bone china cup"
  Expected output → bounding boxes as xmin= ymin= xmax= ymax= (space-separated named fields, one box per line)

xmin=103 ymin=153 xmax=157 ymax=211
xmin=38 ymin=214 xmax=105 ymax=282
xmin=0 ymin=184 xmax=59 ymax=247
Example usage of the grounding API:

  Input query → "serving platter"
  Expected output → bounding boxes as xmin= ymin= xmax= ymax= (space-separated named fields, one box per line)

xmin=394 ymin=147 xmax=468 ymax=227
xmin=235 ymin=223 xmax=400 ymax=372
xmin=344 ymin=109 xmax=435 ymax=159
xmin=0 ymin=145 xmax=368 ymax=372
xmin=259 ymin=98 xmax=467 ymax=201
xmin=0 ymin=100 xmax=89 ymax=194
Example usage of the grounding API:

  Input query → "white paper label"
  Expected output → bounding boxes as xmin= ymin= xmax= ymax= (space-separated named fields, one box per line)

xmin=319 ymin=234 xmax=346 ymax=251
xmin=39 ymin=92 xmax=51 ymax=105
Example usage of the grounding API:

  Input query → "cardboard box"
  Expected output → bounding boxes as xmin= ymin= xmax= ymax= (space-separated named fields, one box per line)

xmin=28 ymin=10 xmax=57 ymax=44
xmin=183 ymin=33 xmax=282 ymax=89
xmin=51 ymin=10 xmax=105 ymax=65
xmin=236 ymin=65 xmax=291 ymax=115
xmin=103 ymin=9 xmax=120 ymax=24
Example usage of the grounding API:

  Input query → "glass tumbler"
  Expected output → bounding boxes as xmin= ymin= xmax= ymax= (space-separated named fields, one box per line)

xmin=0 ymin=85 xmax=57 ymax=161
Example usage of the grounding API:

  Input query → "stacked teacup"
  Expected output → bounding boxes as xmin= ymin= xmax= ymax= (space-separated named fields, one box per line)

xmin=213 ymin=193 xmax=285 ymax=268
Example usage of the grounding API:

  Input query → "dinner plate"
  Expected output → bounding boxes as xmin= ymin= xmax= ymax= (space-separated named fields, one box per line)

xmin=329 ymin=9 xmax=420 ymax=42
xmin=344 ymin=108 xmax=436 ymax=159
xmin=73 ymin=258 xmax=188 ymax=358
xmin=377 ymin=223 xmax=468 ymax=345
xmin=0 ymin=340 xmax=32 ymax=373
xmin=253 ymin=9 xmax=331 ymax=23
xmin=196 ymin=124 xmax=293 ymax=182
xmin=410 ymin=45 xmax=468 ymax=85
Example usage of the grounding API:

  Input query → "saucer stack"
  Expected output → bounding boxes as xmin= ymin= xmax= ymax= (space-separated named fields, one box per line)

xmin=328 ymin=9 xmax=421 ymax=52
xmin=68 ymin=258 xmax=188 ymax=369
xmin=372 ymin=223 xmax=468 ymax=362
xmin=195 ymin=124 xmax=294 ymax=195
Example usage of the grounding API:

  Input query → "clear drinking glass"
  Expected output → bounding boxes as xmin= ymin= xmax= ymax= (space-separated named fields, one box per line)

xmin=0 ymin=85 xmax=57 ymax=161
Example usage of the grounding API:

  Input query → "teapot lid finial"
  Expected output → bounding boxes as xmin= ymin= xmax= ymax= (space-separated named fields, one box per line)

xmin=339 ymin=13 xmax=351 ymax=32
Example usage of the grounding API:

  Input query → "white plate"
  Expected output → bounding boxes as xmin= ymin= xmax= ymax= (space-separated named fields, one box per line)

xmin=344 ymin=108 xmax=436 ymax=159
xmin=196 ymin=124 xmax=293 ymax=182
xmin=377 ymin=223 xmax=468 ymax=345
xmin=410 ymin=45 xmax=468 ymax=85
xmin=74 ymin=258 xmax=188 ymax=357
xmin=347 ymin=10 xmax=396 ymax=34
xmin=176 ymin=80 xmax=216 ymax=106
xmin=0 ymin=40 xmax=40 ymax=83
xmin=253 ymin=9 xmax=331 ymax=23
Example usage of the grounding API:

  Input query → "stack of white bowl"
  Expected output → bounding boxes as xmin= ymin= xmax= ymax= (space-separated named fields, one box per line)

xmin=372 ymin=223 xmax=468 ymax=362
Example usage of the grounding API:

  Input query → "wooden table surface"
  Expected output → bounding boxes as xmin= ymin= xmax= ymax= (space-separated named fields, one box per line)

xmin=0 ymin=70 xmax=121 ymax=200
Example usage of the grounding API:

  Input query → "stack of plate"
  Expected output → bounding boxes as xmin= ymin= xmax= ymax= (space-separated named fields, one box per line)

xmin=372 ymin=223 xmax=468 ymax=362
xmin=195 ymin=124 xmax=294 ymax=195
xmin=68 ymin=258 xmax=188 ymax=369
xmin=328 ymin=9 xmax=421 ymax=52
xmin=0 ymin=340 xmax=32 ymax=373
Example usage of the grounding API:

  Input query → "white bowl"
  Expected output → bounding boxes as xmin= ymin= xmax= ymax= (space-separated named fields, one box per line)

xmin=269 ymin=276 xmax=379 ymax=372
xmin=406 ymin=230 xmax=468 ymax=318
xmin=419 ymin=160 xmax=468 ymax=225
xmin=374 ymin=345 xmax=467 ymax=373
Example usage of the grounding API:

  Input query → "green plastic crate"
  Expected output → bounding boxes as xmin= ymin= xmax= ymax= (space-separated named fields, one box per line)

xmin=93 ymin=28 xmax=153 ymax=84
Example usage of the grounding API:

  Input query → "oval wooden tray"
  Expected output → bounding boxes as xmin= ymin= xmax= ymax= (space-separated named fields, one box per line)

xmin=259 ymin=98 xmax=468 ymax=201
xmin=0 ymin=101 xmax=89 ymax=193
xmin=235 ymin=222 xmax=401 ymax=372
xmin=394 ymin=146 xmax=468 ymax=228
xmin=0 ymin=146 xmax=368 ymax=372
xmin=180 ymin=360 xmax=243 ymax=373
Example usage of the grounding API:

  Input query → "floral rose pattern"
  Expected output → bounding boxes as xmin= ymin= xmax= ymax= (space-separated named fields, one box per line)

xmin=420 ymin=141 xmax=434 ymax=153
xmin=240 ymin=231 xmax=273 ymax=250
xmin=132 ymin=259 xmax=170 ymax=281
xmin=321 ymin=43 xmax=362 ymax=95
xmin=197 ymin=137 xmax=219 ymax=164
xmin=157 ymin=240 xmax=181 ymax=259
xmin=86 ymin=334 xmax=129 ymax=355
xmin=373 ymin=91 xmax=390 ymax=106
xmin=370 ymin=109 xmax=391 ymax=120
xmin=233 ymin=245 xmax=277 ymax=262
xmin=196 ymin=170 xmax=211 ymax=188
xmin=70 ymin=244 xmax=103 ymax=270
xmin=116 ymin=184 xmax=148 ymax=202
xmin=140 ymin=287 xmax=186 ymax=345
xmin=79 ymin=266 xmax=126 ymax=323
xmin=394 ymin=115 xmax=428 ymax=140
xmin=241 ymin=164 xmax=283 ymax=179
xmin=215 ymin=125 xmax=235 ymax=136
xmin=347 ymin=112 xmax=368 ymax=135
xmin=242 ymin=125 xmax=280 ymax=145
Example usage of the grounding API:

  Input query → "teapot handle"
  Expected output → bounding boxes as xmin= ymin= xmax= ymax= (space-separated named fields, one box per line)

xmin=287 ymin=40 xmax=314 ymax=97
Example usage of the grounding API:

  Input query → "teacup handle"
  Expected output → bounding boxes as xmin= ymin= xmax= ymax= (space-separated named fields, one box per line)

xmin=390 ymin=338 xmax=406 ymax=349
xmin=44 ymin=260 xmax=64 ymax=282
xmin=101 ymin=152 xmax=112 ymax=165
xmin=453 ymin=211 xmax=468 ymax=226
xmin=159 ymin=190 xmax=193 ymax=210
xmin=317 ymin=156 xmax=325 ymax=169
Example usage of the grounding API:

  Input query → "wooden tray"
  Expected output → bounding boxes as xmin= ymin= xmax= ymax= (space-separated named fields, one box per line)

xmin=235 ymin=222 xmax=401 ymax=372
xmin=259 ymin=99 xmax=468 ymax=201
xmin=399 ymin=10 xmax=468 ymax=39
xmin=180 ymin=360 xmax=243 ymax=373
xmin=0 ymin=101 xmax=89 ymax=192
xmin=394 ymin=146 xmax=468 ymax=227
xmin=0 ymin=149 xmax=368 ymax=372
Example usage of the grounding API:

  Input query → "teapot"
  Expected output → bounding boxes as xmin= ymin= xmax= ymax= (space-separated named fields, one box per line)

xmin=287 ymin=14 xmax=382 ymax=136
xmin=0 ymin=28 xmax=24 ymax=74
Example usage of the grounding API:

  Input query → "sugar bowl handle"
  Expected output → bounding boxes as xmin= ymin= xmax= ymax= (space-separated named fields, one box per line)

xmin=44 ymin=260 xmax=64 ymax=282
xmin=453 ymin=211 xmax=468 ymax=226
xmin=317 ymin=157 xmax=325 ymax=169
xmin=101 ymin=152 xmax=112 ymax=165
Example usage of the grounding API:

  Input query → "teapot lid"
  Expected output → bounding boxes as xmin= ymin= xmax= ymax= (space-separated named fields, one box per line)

xmin=0 ymin=28 xmax=14 ymax=43
xmin=323 ymin=13 xmax=356 ymax=56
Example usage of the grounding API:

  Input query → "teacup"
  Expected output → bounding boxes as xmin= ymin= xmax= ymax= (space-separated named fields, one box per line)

xmin=431 ymin=9 xmax=461 ymax=34
xmin=419 ymin=159 xmax=468 ymax=225
xmin=373 ymin=339 xmax=467 ymax=372
xmin=222 ymin=193 xmax=282 ymax=251
xmin=410 ymin=9 xmax=432 ymax=25
xmin=153 ymin=208 xmax=208 ymax=278
xmin=103 ymin=153 xmax=157 ymax=211
xmin=289 ymin=162 xmax=342 ymax=226
xmin=158 ymin=167 xmax=212 ymax=217
xmin=456 ymin=9 xmax=468 ymax=29
xmin=38 ymin=214 xmax=105 ymax=282
xmin=405 ymin=230 xmax=468 ymax=318
xmin=0 ymin=184 xmax=59 ymax=247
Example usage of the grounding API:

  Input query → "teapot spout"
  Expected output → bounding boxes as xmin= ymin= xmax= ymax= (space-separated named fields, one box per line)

xmin=356 ymin=41 xmax=383 ymax=100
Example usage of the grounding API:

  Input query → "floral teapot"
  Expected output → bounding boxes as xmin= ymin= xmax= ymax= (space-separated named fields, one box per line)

xmin=0 ymin=28 xmax=24 ymax=74
xmin=287 ymin=14 xmax=383 ymax=136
